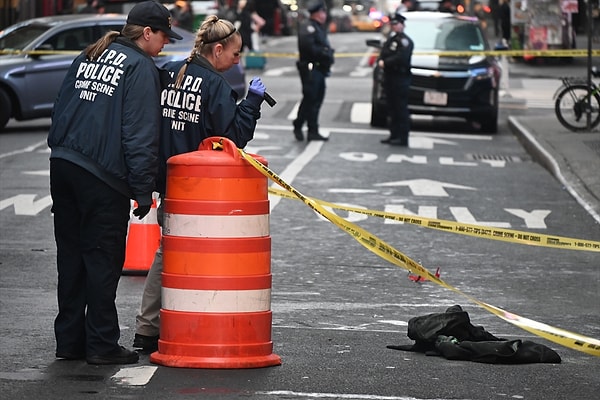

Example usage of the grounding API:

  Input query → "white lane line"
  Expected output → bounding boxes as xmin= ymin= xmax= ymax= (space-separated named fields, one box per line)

xmin=256 ymin=391 xmax=460 ymax=400
xmin=269 ymin=140 xmax=325 ymax=212
xmin=350 ymin=102 xmax=371 ymax=124
xmin=263 ymin=66 xmax=297 ymax=76
xmin=0 ymin=140 xmax=47 ymax=159
xmin=111 ymin=366 xmax=158 ymax=386
xmin=256 ymin=124 xmax=492 ymax=140
xmin=23 ymin=170 xmax=50 ymax=176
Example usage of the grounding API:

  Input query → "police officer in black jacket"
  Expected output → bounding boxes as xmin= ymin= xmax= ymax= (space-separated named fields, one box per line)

xmin=292 ymin=0 xmax=334 ymax=142
xmin=379 ymin=12 xmax=413 ymax=147
xmin=48 ymin=1 xmax=182 ymax=365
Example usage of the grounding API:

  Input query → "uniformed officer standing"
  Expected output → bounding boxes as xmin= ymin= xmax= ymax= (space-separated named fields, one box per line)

xmin=379 ymin=12 xmax=413 ymax=147
xmin=292 ymin=0 xmax=335 ymax=142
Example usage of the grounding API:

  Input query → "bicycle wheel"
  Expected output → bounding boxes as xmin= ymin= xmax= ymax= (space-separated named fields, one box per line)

xmin=555 ymin=85 xmax=600 ymax=132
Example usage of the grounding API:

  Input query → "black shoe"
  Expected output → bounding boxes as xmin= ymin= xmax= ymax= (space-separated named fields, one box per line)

xmin=133 ymin=333 xmax=159 ymax=352
xmin=307 ymin=133 xmax=329 ymax=141
xmin=87 ymin=346 xmax=139 ymax=365
xmin=56 ymin=351 xmax=85 ymax=360
xmin=293 ymin=127 xmax=304 ymax=141
xmin=389 ymin=138 xmax=408 ymax=146
xmin=380 ymin=137 xmax=392 ymax=144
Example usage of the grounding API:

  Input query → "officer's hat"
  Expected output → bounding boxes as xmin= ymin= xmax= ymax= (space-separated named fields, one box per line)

xmin=307 ymin=0 xmax=327 ymax=13
xmin=389 ymin=12 xmax=407 ymax=24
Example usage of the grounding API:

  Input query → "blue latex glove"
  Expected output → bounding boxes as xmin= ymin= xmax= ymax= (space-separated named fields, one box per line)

xmin=248 ymin=77 xmax=266 ymax=97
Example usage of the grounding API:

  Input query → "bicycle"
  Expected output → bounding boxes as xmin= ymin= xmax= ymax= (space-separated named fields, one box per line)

xmin=554 ymin=66 xmax=600 ymax=132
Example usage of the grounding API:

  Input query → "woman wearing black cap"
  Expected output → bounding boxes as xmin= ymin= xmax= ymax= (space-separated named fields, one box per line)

xmin=47 ymin=1 xmax=182 ymax=365
xmin=132 ymin=15 xmax=269 ymax=353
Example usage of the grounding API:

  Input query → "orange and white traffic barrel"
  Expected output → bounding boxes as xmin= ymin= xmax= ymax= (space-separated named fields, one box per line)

xmin=123 ymin=193 xmax=161 ymax=275
xmin=150 ymin=137 xmax=281 ymax=369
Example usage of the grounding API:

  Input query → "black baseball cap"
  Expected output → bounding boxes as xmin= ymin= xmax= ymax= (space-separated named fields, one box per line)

xmin=389 ymin=12 xmax=407 ymax=24
xmin=307 ymin=0 xmax=327 ymax=13
xmin=127 ymin=1 xmax=183 ymax=40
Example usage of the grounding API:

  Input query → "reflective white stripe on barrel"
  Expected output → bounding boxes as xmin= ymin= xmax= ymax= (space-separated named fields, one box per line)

xmin=164 ymin=213 xmax=269 ymax=237
xmin=162 ymin=287 xmax=271 ymax=313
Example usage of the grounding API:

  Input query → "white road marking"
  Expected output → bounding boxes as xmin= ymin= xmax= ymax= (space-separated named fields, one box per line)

xmin=0 ymin=194 xmax=53 ymax=215
xmin=329 ymin=188 xmax=379 ymax=194
xmin=350 ymin=102 xmax=371 ymax=124
xmin=269 ymin=139 xmax=325 ymax=212
xmin=23 ymin=170 xmax=50 ymax=176
xmin=263 ymin=66 xmax=297 ymax=76
xmin=256 ymin=391 xmax=460 ymax=400
xmin=256 ymin=123 xmax=492 ymax=140
xmin=0 ymin=140 xmax=47 ymax=159
xmin=375 ymin=179 xmax=476 ymax=197
xmin=111 ymin=366 xmax=158 ymax=386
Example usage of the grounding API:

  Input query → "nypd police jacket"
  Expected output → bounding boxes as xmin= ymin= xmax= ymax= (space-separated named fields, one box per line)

xmin=155 ymin=55 xmax=261 ymax=194
xmin=48 ymin=37 xmax=160 ymax=207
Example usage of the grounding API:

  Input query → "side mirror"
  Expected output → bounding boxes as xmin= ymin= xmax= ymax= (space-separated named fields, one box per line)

xmin=366 ymin=39 xmax=382 ymax=49
xmin=31 ymin=43 xmax=54 ymax=58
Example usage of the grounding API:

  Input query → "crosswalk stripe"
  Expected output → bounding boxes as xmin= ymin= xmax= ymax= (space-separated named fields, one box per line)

xmin=282 ymin=93 xmax=554 ymax=127
xmin=112 ymin=366 xmax=158 ymax=386
xmin=350 ymin=102 xmax=371 ymax=124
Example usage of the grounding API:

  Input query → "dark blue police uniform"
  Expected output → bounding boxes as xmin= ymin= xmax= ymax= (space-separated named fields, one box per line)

xmin=379 ymin=13 xmax=414 ymax=146
xmin=293 ymin=0 xmax=334 ymax=141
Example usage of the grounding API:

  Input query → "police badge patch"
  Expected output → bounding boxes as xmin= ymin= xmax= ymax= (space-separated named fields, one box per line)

xmin=307 ymin=25 xmax=315 ymax=33
xmin=390 ymin=41 xmax=398 ymax=51
xmin=401 ymin=38 xmax=409 ymax=47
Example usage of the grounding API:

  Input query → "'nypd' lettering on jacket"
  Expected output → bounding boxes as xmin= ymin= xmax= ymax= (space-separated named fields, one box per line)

xmin=161 ymin=73 xmax=203 ymax=129
xmin=72 ymin=49 xmax=128 ymax=101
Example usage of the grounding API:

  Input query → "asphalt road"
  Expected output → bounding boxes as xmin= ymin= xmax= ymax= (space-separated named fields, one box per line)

xmin=1 ymin=31 xmax=599 ymax=400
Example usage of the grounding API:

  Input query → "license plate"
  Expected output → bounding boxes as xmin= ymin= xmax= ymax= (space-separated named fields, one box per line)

xmin=424 ymin=91 xmax=448 ymax=106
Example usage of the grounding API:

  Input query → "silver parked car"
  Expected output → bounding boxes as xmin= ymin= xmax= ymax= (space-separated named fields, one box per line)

xmin=0 ymin=13 xmax=246 ymax=131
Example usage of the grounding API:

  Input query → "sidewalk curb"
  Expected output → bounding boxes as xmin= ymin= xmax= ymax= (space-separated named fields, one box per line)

xmin=508 ymin=116 xmax=600 ymax=225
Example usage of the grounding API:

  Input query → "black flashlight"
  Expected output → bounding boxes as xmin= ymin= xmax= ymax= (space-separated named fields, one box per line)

xmin=263 ymin=91 xmax=277 ymax=107
xmin=250 ymin=80 xmax=277 ymax=107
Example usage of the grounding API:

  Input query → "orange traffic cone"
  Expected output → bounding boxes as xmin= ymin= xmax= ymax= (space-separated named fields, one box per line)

xmin=122 ymin=193 xmax=161 ymax=276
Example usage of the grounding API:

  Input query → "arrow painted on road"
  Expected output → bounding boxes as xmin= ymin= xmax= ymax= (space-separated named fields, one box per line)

xmin=374 ymin=179 xmax=476 ymax=197
xmin=409 ymin=136 xmax=457 ymax=149
xmin=0 ymin=194 xmax=52 ymax=215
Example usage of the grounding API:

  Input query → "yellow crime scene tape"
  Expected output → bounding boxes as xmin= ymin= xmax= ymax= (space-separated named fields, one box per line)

xmin=2 ymin=49 xmax=599 ymax=58
xmin=326 ymin=49 xmax=600 ymax=58
xmin=254 ymin=49 xmax=600 ymax=58
xmin=241 ymin=49 xmax=599 ymax=58
xmin=239 ymin=149 xmax=600 ymax=358
xmin=268 ymin=187 xmax=600 ymax=252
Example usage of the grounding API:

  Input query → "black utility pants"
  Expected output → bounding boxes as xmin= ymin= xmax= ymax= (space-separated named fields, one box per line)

xmin=384 ymin=74 xmax=411 ymax=144
xmin=50 ymin=158 xmax=130 ymax=357
xmin=295 ymin=65 xmax=326 ymax=135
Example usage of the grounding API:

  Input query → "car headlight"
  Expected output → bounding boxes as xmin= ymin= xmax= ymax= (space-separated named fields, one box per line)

xmin=470 ymin=66 xmax=493 ymax=79
xmin=465 ymin=63 xmax=500 ymax=89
